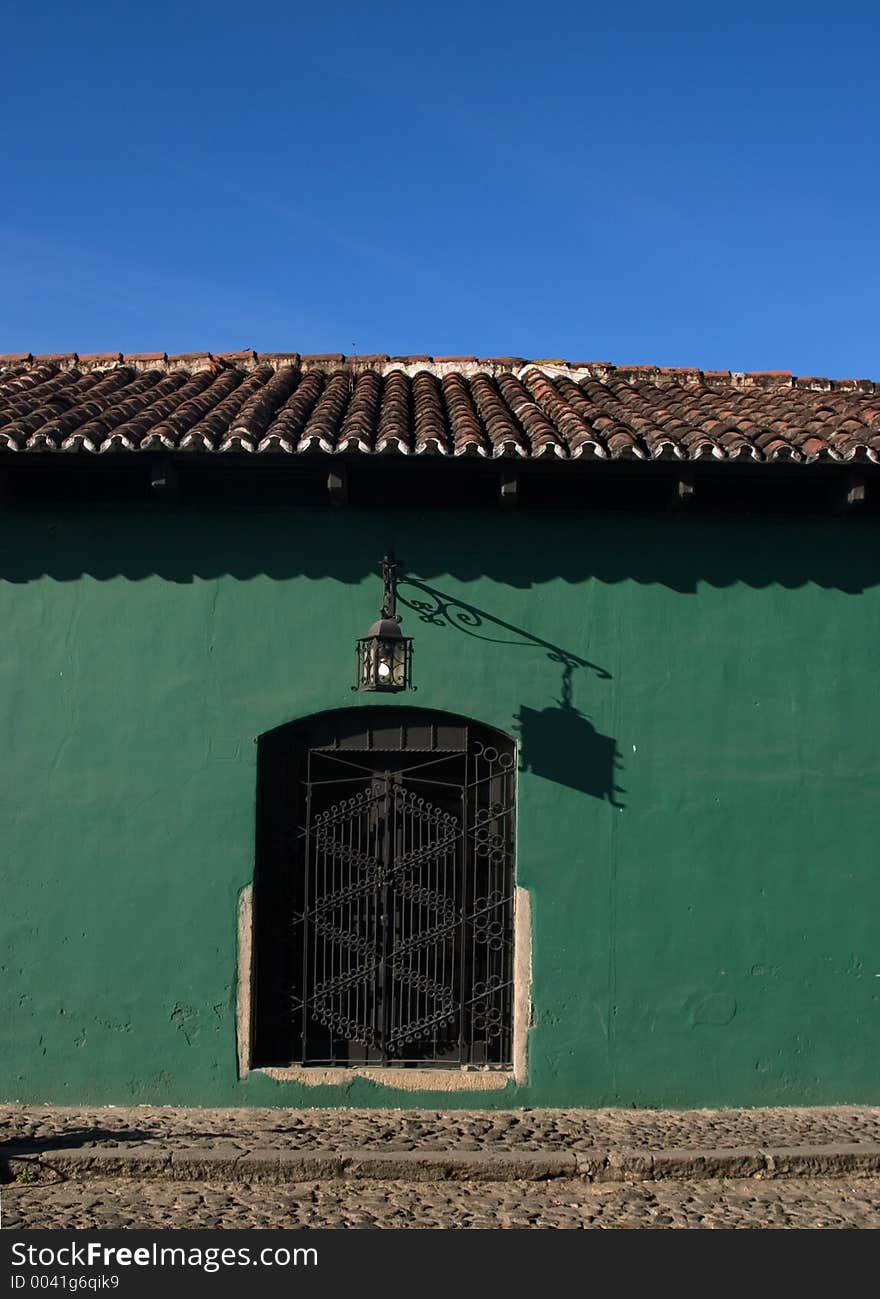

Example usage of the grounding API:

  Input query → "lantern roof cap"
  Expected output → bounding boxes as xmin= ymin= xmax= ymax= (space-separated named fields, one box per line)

xmin=364 ymin=616 xmax=406 ymax=640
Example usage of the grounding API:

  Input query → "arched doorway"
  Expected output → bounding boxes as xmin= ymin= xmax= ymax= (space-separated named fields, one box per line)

xmin=252 ymin=707 xmax=516 ymax=1070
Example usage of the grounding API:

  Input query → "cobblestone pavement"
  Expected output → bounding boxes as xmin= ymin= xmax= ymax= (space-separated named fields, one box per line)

xmin=3 ymin=1105 xmax=880 ymax=1154
xmin=4 ymin=1176 xmax=880 ymax=1229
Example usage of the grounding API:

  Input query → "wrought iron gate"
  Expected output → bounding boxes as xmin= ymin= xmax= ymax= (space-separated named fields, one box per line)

xmin=254 ymin=711 xmax=516 ymax=1069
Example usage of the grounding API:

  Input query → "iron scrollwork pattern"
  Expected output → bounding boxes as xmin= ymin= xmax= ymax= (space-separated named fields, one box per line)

xmin=291 ymin=722 xmax=516 ymax=1068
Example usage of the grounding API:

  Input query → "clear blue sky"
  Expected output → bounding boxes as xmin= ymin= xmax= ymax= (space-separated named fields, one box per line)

xmin=2 ymin=1 xmax=878 ymax=376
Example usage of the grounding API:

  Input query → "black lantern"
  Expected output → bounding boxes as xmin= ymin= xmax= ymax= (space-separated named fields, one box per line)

xmin=355 ymin=553 xmax=414 ymax=692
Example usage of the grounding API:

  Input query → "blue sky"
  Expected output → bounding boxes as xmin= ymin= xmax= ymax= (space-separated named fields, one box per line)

xmin=2 ymin=1 xmax=878 ymax=376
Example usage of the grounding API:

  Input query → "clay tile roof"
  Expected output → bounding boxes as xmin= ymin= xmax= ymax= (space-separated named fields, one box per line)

xmin=0 ymin=351 xmax=878 ymax=464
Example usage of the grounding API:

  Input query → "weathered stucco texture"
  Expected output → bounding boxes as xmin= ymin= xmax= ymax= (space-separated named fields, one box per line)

xmin=1 ymin=503 xmax=878 ymax=1107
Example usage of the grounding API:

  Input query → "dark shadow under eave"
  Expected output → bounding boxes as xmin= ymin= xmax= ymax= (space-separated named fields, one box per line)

xmin=0 ymin=502 xmax=876 ymax=593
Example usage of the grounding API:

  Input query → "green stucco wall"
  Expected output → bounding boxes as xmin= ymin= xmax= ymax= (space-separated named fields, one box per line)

xmin=1 ymin=503 xmax=878 ymax=1107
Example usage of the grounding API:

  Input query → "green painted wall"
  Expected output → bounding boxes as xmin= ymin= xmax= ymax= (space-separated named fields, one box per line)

xmin=1 ymin=503 xmax=878 ymax=1108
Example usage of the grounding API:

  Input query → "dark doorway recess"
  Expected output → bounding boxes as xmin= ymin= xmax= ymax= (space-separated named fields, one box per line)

xmin=253 ymin=708 xmax=516 ymax=1069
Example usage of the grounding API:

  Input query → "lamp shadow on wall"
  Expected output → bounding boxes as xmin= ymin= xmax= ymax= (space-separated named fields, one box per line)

xmin=397 ymin=578 xmax=625 ymax=807
xmin=515 ymin=700 xmax=625 ymax=807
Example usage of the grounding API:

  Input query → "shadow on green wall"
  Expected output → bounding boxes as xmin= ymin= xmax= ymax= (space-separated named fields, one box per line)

xmin=396 ymin=577 xmax=611 ymax=680
xmin=5 ymin=503 xmax=872 ymax=808
xmin=397 ymin=577 xmax=624 ymax=805
xmin=516 ymin=701 xmax=624 ymax=806
xmin=1 ymin=505 xmax=876 ymax=594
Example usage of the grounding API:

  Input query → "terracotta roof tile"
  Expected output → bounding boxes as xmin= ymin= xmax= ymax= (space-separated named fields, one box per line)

xmin=412 ymin=371 xmax=449 ymax=455
xmin=340 ymin=370 xmax=384 ymax=453
xmin=214 ymin=350 xmax=257 ymax=364
xmin=0 ymin=353 xmax=878 ymax=464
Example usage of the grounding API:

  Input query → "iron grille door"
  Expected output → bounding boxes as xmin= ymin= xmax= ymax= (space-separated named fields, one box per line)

xmin=282 ymin=716 xmax=515 ymax=1068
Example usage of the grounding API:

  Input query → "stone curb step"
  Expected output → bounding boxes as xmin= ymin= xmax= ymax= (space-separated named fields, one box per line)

xmin=4 ymin=1143 xmax=880 ymax=1185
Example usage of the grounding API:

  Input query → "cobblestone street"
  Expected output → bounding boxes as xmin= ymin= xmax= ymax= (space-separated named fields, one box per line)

xmin=5 ymin=1106 xmax=880 ymax=1229
xmin=4 ymin=1175 xmax=880 ymax=1230
xmin=5 ymin=1104 xmax=880 ymax=1152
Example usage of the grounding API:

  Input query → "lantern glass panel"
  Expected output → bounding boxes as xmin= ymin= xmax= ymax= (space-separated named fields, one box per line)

xmin=376 ymin=639 xmax=407 ymax=689
xmin=360 ymin=638 xmax=377 ymax=689
xmin=376 ymin=642 xmax=394 ymax=684
xmin=391 ymin=641 xmax=407 ymax=688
